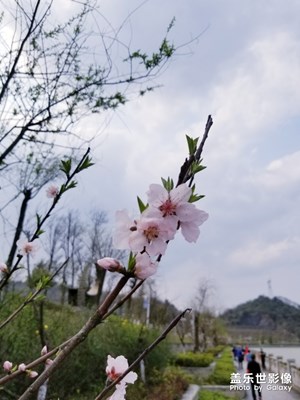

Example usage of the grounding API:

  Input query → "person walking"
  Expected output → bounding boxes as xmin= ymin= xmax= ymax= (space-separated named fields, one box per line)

xmin=259 ymin=348 xmax=266 ymax=370
xmin=247 ymin=354 xmax=262 ymax=400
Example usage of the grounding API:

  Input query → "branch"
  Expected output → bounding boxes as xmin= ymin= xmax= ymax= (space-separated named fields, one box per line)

xmin=0 ymin=259 xmax=68 ymax=331
xmin=176 ymin=114 xmax=213 ymax=186
xmin=94 ymin=308 xmax=192 ymax=400
xmin=0 ymin=148 xmax=91 ymax=290
xmin=0 ymin=0 xmax=42 ymax=104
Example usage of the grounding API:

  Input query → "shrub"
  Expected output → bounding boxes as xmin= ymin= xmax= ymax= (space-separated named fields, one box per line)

xmin=127 ymin=366 xmax=190 ymax=400
xmin=199 ymin=389 xmax=238 ymax=400
xmin=173 ymin=351 xmax=214 ymax=367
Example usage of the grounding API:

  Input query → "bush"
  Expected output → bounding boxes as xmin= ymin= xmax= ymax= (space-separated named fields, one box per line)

xmin=206 ymin=345 xmax=225 ymax=357
xmin=173 ymin=351 xmax=214 ymax=367
xmin=127 ymin=366 xmax=190 ymax=400
xmin=199 ymin=389 xmax=237 ymax=400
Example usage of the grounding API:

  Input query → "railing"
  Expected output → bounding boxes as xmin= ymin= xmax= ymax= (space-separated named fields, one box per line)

xmin=266 ymin=353 xmax=300 ymax=392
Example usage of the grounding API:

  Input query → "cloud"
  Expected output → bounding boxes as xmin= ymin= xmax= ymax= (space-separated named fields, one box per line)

xmin=250 ymin=151 xmax=300 ymax=189
xmin=229 ymin=237 xmax=300 ymax=269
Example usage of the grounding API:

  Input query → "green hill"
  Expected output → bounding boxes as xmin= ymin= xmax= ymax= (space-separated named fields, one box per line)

xmin=221 ymin=295 xmax=300 ymax=344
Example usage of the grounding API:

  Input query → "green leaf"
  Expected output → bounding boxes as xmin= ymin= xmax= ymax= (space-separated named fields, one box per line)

xmin=189 ymin=193 xmax=205 ymax=203
xmin=36 ymin=213 xmax=41 ymax=227
xmin=60 ymin=180 xmax=77 ymax=194
xmin=36 ymin=229 xmax=45 ymax=237
xmin=78 ymin=155 xmax=94 ymax=172
xmin=191 ymin=162 xmax=206 ymax=174
xmin=161 ymin=177 xmax=174 ymax=191
xmin=137 ymin=196 xmax=148 ymax=213
xmin=186 ymin=135 xmax=199 ymax=156
xmin=127 ymin=252 xmax=136 ymax=272
xmin=60 ymin=159 xmax=72 ymax=177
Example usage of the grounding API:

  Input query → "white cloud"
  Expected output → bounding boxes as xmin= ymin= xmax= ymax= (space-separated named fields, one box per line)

xmin=230 ymin=237 xmax=300 ymax=268
xmin=249 ymin=151 xmax=300 ymax=189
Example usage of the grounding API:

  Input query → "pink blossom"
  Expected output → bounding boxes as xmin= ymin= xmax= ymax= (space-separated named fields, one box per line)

xmin=3 ymin=361 xmax=13 ymax=371
xmin=41 ymin=345 xmax=48 ymax=356
xmin=106 ymin=355 xmax=137 ymax=384
xmin=97 ymin=257 xmax=122 ymax=272
xmin=18 ymin=363 xmax=26 ymax=372
xmin=46 ymin=184 xmax=59 ymax=198
xmin=113 ymin=210 xmax=135 ymax=250
xmin=109 ymin=382 xmax=127 ymax=400
xmin=113 ymin=210 xmax=175 ymax=255
xmin=134 ymin=253 xmax=157 ymax=280
xmin=146 ymin=183 xmax=209 ymax=243
xmin=0 ymin=262 xmax=8 ymax=273
xmin=28 ymin=370 xmax=38 ymax=378
xmin=16 ymin=239 xmax=38 ymax=256
xmin=129 ymin=217 xmax=175 ymax=256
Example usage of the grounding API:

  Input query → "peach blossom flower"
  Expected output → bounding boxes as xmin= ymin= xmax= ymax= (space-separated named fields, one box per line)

xmin=146 ymin=183 xmax=208 ymax=242
xmin=16 ymin=239 xmax=38 ymax=256
xmin=3 ymin=361 xmax=13 ymax=371
xmin=106 ymin=355 xmax=137 ymax=384
xmin=0 ymin=262 xmax=8 ymax=273
xmin=134 ymin=253 xmax=157 ymax=280
xmin=46 ymin=184 xmax=59 ymax=198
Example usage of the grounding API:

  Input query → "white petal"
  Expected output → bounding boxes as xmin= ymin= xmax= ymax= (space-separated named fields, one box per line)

xmin=180 ymin=222 xmax=200 ymax=243
xmin=147 ymin=184 xmax=168 ymax=206
xmin=170 ymin=184 xmax=191 ymax=203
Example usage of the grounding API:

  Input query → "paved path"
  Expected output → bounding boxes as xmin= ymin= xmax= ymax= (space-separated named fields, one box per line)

xmin=236 ymin=360 xmax=300 ymax=400
xmin=244 ymin=382 xmax=300 ymax=400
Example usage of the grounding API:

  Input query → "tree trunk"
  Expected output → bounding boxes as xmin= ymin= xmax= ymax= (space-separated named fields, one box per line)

xmin=6 ymin=189 xmax=32 ymax=268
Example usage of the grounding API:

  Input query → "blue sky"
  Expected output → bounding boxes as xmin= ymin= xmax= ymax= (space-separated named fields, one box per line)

xmin=3 ymin=0 xmax=300 ymax=312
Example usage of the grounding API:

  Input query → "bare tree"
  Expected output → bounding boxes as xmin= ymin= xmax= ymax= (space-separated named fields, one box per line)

xmin=87 ymin=210 xmax=125 ymax=304
xmin=192 ymin=278 xmax=215 ymax=352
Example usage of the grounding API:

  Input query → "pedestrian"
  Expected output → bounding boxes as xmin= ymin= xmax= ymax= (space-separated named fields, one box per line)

xmin=247 ymin=354 xmax=262 ymax=400
xmin=260 ymin=348 xmax=266 ymax=370
xmin=236 ymin=346 xmax=244 ymax=370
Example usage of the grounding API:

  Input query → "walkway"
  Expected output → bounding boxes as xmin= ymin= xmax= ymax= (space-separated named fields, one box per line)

xmin=244 ymin=382 xmax=300 ymax=400
xmin=236 ymin=360 xmax=300 ymax=400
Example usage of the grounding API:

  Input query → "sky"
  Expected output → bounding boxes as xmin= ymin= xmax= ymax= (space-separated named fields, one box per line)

xmin=63 ymin=0 xmax=300 ymax=313
xmin=3 ymin=0 xmax=300 ymax=312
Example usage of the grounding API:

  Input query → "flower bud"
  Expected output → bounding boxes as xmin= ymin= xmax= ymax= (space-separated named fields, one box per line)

xmin=18 ymin=363 xmax=26 ymax=372
xmin=28 ymin=370 xmax=39 ymax=379
xmin=97 ymin=257 xmax=122 ymax=272
xmin=0 ymin=263 xmax=8 ymax=273
xmin=3 ymin=361 xmax=13 ymax=371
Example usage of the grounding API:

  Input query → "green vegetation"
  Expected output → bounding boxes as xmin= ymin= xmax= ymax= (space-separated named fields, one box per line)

xmin=174 ymin=351 xmax=214 ymax=367
xmin=0 ymin=293 xmax=172 ymax=399
xmin=128 ymin=366 xmax=190 ymax=400
xmin=199 ymin=390 xmax=239 ymax=400
xmin=205 ymin=348 xmax=235 ymax=385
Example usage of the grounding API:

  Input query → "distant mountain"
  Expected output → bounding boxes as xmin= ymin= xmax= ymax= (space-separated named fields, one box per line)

xmin=221 ymin=295 xmax=300 ymax=343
